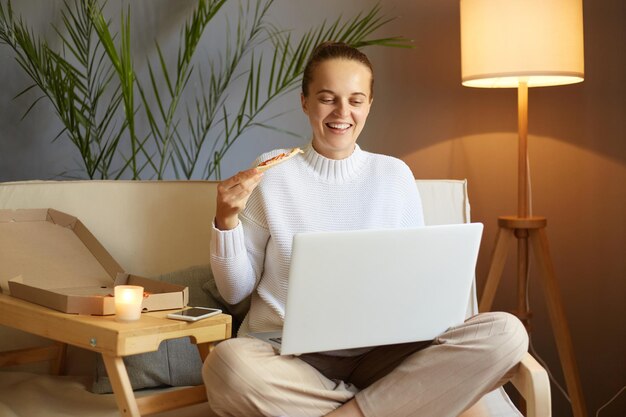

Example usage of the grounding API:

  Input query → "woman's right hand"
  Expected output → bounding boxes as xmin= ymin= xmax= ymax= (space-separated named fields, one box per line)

xmin=214 ymin=168 xmax=264 ymax=230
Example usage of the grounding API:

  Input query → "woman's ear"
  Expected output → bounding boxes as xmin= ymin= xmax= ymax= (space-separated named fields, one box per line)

xmin=301 ymin=93 xmax=308 ymax=114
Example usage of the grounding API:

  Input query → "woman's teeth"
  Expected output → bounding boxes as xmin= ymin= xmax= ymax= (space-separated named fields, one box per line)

xmin=326 ymin=123 xmax=351 ymax=130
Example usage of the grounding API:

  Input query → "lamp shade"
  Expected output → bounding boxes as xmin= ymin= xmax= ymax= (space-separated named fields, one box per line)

xmin=460 ymin=0 xmax=585 ymax=88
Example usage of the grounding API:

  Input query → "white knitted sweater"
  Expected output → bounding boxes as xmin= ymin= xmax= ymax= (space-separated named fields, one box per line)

xmin=210 ymin=143 xmax=425 ymax=338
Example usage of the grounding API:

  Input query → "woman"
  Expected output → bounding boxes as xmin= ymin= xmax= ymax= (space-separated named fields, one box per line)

xmin=203 ymin=42 xmax=528 ymax=417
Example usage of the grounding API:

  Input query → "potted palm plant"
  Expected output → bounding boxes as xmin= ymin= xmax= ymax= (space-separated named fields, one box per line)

xmin=0 ymin=0 xmax=410 ymax=179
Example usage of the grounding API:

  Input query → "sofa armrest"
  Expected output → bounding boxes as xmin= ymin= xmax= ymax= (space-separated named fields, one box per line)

xmin=510 ymin=352 xmax=552 ymax=417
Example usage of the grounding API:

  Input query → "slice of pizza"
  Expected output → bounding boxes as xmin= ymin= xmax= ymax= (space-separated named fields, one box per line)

xmin=256 ymin=147 xmax=304 ymax=172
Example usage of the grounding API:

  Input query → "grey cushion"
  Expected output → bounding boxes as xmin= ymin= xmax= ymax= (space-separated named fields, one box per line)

xmin=91 ymin=264 xmax=245 ymax=394
xmin=92 ymin=337 xmax=204 ymax=393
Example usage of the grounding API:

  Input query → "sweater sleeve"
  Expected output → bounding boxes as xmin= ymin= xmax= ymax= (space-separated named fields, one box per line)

xmin=210 ymin=216 xmax=269 ymax=304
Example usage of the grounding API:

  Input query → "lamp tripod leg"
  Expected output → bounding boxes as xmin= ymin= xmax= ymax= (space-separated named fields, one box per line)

xmin=481 ymin=217 xmax=587 ymax=416
xmin=480 ymin=226 xmax=515 ymax=312
xmin=529 ymin=228 xmax=588 ymax=417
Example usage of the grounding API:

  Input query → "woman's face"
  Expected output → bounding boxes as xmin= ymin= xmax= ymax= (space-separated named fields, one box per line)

xmin=301 ymin=58 xmax=373 ymax=160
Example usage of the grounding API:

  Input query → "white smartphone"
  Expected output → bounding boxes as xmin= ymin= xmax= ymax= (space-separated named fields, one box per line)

xmin=166 ymin=307 xmax=222 ymax=322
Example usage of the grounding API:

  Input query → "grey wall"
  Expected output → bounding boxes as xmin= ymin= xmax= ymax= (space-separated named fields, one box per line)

xmin=1 ymin=1 xmax=624 ymax=416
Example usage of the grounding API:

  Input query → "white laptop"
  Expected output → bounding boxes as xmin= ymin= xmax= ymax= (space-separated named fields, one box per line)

xmin=249 ymin=223 xmax=483 ymax=355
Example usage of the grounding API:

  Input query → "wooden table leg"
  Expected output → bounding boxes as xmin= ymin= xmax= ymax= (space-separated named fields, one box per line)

xmin=50 ymin=342 xmax=67 ymax=375
xmin=102 ymin=354 xmax=141 ymax=417
xmin=196 ymin=341 xmax=214 ymax=362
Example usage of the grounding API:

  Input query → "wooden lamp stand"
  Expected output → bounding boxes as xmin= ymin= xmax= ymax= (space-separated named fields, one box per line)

xmin=478 ymin=82 xmax=588 ymax=417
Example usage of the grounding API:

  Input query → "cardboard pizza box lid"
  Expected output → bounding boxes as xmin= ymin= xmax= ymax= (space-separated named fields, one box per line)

xmin=0 ymin=208 xmax=188 ymax=315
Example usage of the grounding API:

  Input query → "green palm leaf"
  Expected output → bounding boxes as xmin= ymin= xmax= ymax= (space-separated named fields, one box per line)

xmin=1 ymin=0 xmax=411 ymax=180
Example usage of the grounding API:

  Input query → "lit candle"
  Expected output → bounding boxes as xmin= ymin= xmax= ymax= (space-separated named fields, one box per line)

xmin=114 ymin=285 xmax=144 ymax=322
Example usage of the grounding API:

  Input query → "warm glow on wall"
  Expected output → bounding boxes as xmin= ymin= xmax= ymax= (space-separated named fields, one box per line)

xmin=460 ymin=0 xmax=585 ymax=88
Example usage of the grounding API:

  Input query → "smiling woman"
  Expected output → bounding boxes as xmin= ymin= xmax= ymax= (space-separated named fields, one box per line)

xmin=205 ymin=41 xmax=528 ymax=417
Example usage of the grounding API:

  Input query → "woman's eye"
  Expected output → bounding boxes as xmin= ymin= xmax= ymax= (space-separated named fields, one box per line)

xmin=351 ymin=101 xmax=363 ymax=106
xmin=320 ymin=98 xmax=334 ymax=104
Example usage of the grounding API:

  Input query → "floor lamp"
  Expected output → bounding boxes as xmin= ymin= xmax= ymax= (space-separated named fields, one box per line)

xmin=460 ymin=1 xmax=587 ymax=416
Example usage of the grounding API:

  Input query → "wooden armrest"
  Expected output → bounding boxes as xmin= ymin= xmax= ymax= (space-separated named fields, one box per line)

xmin=510 ymin=352 xmax=552 ymax=417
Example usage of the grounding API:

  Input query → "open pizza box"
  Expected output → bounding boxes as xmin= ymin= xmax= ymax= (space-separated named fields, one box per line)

xmin=0 ymin=208 xmax=188 ymax=315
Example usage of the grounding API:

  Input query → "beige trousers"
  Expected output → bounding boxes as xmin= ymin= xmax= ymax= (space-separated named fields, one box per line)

xmin=202 ymin=312 xmax=528 ymax=417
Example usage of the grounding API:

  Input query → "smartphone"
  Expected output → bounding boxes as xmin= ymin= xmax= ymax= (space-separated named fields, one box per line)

xmin=166 ymin=307 xmax=222 ymax=322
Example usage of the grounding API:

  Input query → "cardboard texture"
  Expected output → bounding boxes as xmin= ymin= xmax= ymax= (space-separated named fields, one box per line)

xmin=0 ymin=208 xmax=188 ymax=315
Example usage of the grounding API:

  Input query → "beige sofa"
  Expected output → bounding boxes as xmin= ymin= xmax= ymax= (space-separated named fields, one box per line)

xmin=0 ymin=180 xmax=550 ymax=417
